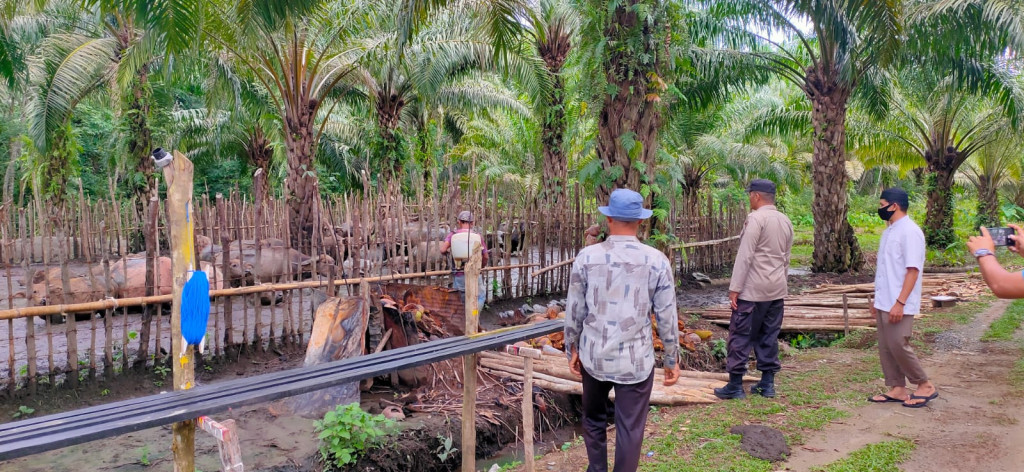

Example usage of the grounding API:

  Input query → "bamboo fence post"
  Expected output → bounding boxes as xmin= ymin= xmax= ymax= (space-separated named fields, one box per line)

xmin=3 ymin=217 xmax=14 ymax=391
xmin=843 ymin=294 xmax=850 ymax=336
xmin=102 ymin=257 xmax=114 ymax=380
xmin=163 ymin=150 xmax=197 ymax=472
xmin=216 ymin=194 xmax=234 ymax=349
xmin=461 ymin=247 xmax=482 ymax=472
xmin=58 ymin=209 xmax=78 ymax=389
xmin=234 ymin=200 xmax=249 ymax=351
xmin=19 ymin=209 xmax=36 ymax=394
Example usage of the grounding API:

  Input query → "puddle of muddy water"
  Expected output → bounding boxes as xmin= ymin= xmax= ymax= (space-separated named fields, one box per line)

xmin=479 ymin=423 xmax=584 ymax=471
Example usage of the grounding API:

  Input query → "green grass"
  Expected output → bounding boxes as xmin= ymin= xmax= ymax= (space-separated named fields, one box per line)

xmin=982 ymin=299 xmax=1024 ymax=342
xmin=790 ymin=226 xmax=882 ymax=267
xmin=1010 ymin=347 xmax=1024 ymax=391
xmin=629 ymin=298 xmax=995 ymax=472
xmin=811 ymin=439 xmax=916 ymax=472
xmin=637 ymin=350 xmax=875 ymax=472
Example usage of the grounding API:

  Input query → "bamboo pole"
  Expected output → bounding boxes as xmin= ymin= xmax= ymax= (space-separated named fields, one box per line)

xmin=0 ymin=263 xmax=539 ymax=321
xmin=164 ymin=150 xmax=196 ymax=472
xmin=461 ymin=247 xmax=482 ymax=472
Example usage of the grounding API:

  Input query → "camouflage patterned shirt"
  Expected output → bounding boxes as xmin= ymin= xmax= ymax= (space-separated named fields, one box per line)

xmin=564 ymin=235 xmax=679 ymax=384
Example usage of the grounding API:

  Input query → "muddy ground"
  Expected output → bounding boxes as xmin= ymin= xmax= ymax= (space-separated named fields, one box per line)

xmin=0 ymin=274 xmax=739 ymax=472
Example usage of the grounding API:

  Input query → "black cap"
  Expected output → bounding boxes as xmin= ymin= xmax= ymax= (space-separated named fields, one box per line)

xmin=746 ymin=179 xmax=776 ymax=195
xmin=880 ymin=187 xmax=910 ymax=210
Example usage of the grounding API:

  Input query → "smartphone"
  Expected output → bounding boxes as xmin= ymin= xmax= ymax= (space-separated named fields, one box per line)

xmin=989 ymin=227 xmax=1017 ymax=247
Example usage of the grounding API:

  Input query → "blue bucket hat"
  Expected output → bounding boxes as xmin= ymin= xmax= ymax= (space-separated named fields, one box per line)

xmin=598 ymin=189 xmax=653 ymax=222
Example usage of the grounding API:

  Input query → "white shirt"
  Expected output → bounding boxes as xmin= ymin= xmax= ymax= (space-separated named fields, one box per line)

xmin=874 ymin=215 xmax=926 ymax=315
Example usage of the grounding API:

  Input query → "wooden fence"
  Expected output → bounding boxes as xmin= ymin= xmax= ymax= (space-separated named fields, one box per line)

xmin=0 ymin=179 xmax=743 ymax=396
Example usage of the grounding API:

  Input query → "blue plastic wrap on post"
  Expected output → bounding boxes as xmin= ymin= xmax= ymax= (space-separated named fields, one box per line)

xmin=181 ymin=271 xmax=210 ymax=346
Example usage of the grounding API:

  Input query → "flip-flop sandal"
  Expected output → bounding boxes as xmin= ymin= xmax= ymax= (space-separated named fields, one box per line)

xmin=902 ymin=392 xmax=939 ymax=408
xmin=868 ymin=394 xmax=905 ymax=403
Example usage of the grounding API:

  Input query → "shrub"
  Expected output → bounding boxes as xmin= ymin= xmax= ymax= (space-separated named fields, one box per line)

xmin=315 ymin=403 xmax=396 ymax=469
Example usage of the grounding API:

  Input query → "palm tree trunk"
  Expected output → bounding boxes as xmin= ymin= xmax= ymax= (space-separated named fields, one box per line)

xmin=284 ymin=108 xmax=320 ymax=253
xmin=594 ymin=0 xmax=662 ymax=206
xmin=924 ymin=157 xmax=957 ymax=247
xmin=246 ymin=127 xmax=273 ymax=206
xmin=377 ymin=92 xmax=405 ymax=181
xmin=806 ymin=72 xmax=862 ymax=273
xmin=127 ymin=65 xmax=157 ymax=367
xmin=976 ymin=175 xmax=1000 ymax=229
xmin=541 ymin=72 xmax=568 ymax=206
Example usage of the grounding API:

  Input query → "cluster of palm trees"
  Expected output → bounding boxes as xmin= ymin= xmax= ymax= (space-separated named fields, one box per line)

xmin=0 ymin=0 xmax=1022 ymax=273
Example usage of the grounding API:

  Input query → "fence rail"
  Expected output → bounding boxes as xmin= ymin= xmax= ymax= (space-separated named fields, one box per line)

xmin=0 ymin=179 xmax=742 ymax=394
xmin=0 ymin=320 xmax=562 ymax=461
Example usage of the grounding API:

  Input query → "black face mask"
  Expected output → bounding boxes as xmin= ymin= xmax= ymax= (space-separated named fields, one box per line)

xmin=877 ymin=204 xmax=896 ymax=221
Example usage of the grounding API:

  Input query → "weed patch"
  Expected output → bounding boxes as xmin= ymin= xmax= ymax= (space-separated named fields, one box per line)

xmin=811 ymin=439 xmax=915 ymax=472
xmin=982 ymin=299 xmax=1024 ymax=342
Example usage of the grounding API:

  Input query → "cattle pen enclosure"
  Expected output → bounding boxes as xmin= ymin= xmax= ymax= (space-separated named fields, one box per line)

xmin=0 ymin=178 xmax=744 ymax=396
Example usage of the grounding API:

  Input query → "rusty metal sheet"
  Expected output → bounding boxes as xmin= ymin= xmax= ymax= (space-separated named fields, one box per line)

xmin=374 ymin=282 xmax=466 ymax=336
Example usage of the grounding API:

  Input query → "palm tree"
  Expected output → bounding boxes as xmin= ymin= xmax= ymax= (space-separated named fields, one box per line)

xmin=577 ymin=0 xmax=677 ymax=204
xmin=345 ymin=2 xmax=530 ymax=182
xmin=852 ymin=64 xmax=1024 ymax=246
xmin=693 ymin=0 xmax=904 ymax=272
xmin=525 ymin=0 xmax=579 ymax=205
xmin=204 ymin=0 xmax=366 ymax=248
xmin=962 ymin=136 xmax=1023 ymax=229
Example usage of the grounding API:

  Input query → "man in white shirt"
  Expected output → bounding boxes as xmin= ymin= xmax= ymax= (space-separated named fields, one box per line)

xmin=869 ymin=187 xmax=938 ymax=408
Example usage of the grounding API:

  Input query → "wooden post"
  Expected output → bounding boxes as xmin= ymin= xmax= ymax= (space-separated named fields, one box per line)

xmin=163 ymin=150 xmax=197 ymax=472
xmin=461 ymin=248 xmax=482 ymax=472
xmin=505 ymin=345 xmax=542 ymax=472
xmin=197 ymin=416 xmax=244 ymax=472
xmin=842 ymin=294 xmax=850 ymax=336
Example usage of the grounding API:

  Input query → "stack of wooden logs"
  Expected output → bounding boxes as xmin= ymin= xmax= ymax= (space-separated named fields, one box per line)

xmin=698 ymin=295 xmax=877 ymax=332
xmin=804 ymin=273 xmax=981 ymax=298
xmin=697 ymin=273 xmax=981 ymax=332
xmin=477 ymin=351 xmax=758 ymax=405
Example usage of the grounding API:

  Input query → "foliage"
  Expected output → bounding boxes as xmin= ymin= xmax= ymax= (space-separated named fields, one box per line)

xmin=710 ymin=338 xmax=727 ymax=360
xmin=434 ymin=433 xmax=458 ymax=462
xmin=786 ymin=333 xmax=841 ymax=350
xmin=811 ymin=440 xmax=915 ymax=472
xmin=11 ymin=405 xmax=34 ymax=418
xmin=315 ymin=403 xmax=396 ymax=469
xmin=981 ymin=299 xmax=1024 ymax=342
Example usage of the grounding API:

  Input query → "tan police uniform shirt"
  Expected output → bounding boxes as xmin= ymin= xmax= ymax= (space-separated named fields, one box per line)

xmin=728 ymin=205 xmax=794 ymax=302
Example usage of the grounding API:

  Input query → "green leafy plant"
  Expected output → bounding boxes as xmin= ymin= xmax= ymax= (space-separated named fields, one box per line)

xmin=153 ymin=365 xmax=170 ymax=379
xmin=435 ymin=433 xmax=458 ymax=462
xmin=127 ymin=331 xmax=139 ymax=341
xmin=12 ymin=405 xmax=35 ymax=418
xmin=139 ymin=445 xmax=151 ymax=466
xmin=315 ymin=403 xmax=395 ymax=468
xmin=711 ymin=339 xmax=728 ymax=360
xmin=100 ymin=389 xmax=110 ymax=396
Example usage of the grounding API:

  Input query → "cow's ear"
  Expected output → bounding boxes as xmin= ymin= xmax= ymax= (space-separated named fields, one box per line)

xmin=31 ymin=270 xmax=45 ymax=284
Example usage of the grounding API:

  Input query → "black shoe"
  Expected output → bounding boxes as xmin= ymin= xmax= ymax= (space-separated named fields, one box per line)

xmin=714 ymin=373 xmax=747 ymax=400
xmin=750 ymin=383 xmax=776 ymax=398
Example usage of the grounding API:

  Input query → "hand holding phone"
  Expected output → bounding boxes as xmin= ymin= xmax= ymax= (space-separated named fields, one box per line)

xmin=988 ymin=227 xmax=1017 ymax=247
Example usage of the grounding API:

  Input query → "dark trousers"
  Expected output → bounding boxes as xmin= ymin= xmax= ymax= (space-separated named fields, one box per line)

xmin=726 ymin=299 xmax=784 ymax=375
xmin=581 ymin=366 xmax=655 ymax=472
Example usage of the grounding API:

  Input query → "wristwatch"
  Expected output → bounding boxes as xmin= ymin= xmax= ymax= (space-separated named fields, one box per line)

xmin=974 ymin=248 xmax=995 ymax=259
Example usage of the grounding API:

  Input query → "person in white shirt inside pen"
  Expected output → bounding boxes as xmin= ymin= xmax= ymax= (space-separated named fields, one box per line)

xmin=867 ymin=187 xmax=938 ymax=408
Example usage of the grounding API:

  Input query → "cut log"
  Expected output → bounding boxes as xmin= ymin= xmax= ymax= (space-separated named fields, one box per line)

xmin=272 ymin=296 xmax=367 ymax=418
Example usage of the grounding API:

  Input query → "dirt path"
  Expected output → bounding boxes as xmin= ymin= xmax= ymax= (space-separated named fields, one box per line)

xmin=784 ymin=299 xmax=1024 ymax=471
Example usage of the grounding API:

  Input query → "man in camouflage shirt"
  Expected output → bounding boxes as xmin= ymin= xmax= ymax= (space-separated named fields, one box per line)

xmin=565 ymin=188 xmax=681 ymax=472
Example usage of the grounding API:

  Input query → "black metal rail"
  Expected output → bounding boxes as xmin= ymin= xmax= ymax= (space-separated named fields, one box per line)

xmin=0 ymin=320 xmax=562 ymax=461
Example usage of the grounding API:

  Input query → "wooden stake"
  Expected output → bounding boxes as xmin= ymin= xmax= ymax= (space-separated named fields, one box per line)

xmin=843 ymin=294 xmax=850 ymax=336
xmin=461 ymin=247 xmax=481 ymax=472
xmin=163 ymin=150 xmax=196 ymax=472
